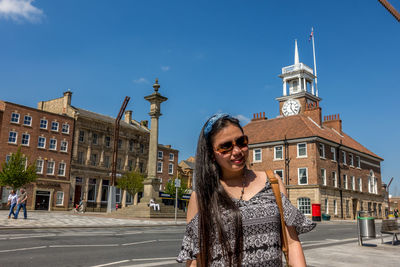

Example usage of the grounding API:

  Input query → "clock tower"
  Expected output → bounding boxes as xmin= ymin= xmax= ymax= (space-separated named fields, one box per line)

xmin=276 ymin=40 xmax=321 ymax=117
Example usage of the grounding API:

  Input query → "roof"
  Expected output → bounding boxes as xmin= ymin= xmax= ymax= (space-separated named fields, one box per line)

xmin=179 ymin=160 xmax=195 ymax=170
xmin=74 ymin=107 xmax=149 ymax=133
xmin=243 ymin=114 xmax=383 ymax=161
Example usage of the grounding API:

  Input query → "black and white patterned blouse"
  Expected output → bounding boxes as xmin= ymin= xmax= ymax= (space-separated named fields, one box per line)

xmin=176 ymin=180 xmax=316 ymax=266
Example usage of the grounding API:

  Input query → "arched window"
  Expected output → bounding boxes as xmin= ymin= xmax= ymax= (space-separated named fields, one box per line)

xmin=297 ymin=197 xmax=311 ymax=215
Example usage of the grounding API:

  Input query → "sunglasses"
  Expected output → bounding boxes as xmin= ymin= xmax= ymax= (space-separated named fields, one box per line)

xmin=214 ymin=135 xmax=249 ymax=154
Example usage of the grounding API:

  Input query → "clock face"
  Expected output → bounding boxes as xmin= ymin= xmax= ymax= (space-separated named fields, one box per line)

xmin=282 ymin=99 xmax=301 ymax=116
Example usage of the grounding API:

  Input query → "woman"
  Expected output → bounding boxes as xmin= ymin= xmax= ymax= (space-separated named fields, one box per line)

xmin=177 ymin=114 xmax=315 ymax=266
xmin=7 ymin=190 xmax=18 ymax=219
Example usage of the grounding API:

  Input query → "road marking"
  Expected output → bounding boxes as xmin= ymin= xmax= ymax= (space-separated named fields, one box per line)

xmin=122 ymin=260 xmax=178 ymax=267
xmin=50 ymin=244 xmax=119 ymax=248
xmin=121 ymin=240 xmax=157 ymax=246
xmin=157 ymin=239 xmax=182 ymax=242
xmin=130 ymin=257 xmax=177 ymax=262
xmin=9 ymin=234 xmax=57 ymax=239
xmin=0 ymin=246 xmax=47 ymax=253
xmin=91 ymin=260 xmax=130 ymax=267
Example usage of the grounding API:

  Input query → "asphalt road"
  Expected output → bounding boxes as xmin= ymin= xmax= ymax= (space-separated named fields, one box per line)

xmin=0 ymin=221 xmax=371 ymax=267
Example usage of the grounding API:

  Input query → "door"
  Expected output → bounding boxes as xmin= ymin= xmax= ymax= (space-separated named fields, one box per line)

xmin=35 ymin=191 xmax=50 ymax=210
xmin=74 ymin=185 xmax=82 ymax=206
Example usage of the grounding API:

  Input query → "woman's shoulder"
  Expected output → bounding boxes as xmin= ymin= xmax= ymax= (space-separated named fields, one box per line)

xmin=186 ymin=191 xmax=198 ymax=223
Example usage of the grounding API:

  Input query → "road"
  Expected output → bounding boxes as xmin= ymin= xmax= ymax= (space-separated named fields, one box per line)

xmin=0 ymin=222 xmax=376 ymax=267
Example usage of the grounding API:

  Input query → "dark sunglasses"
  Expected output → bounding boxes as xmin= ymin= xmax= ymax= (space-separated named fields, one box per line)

xmin=215 ymin=135 xmax=249 ymax=154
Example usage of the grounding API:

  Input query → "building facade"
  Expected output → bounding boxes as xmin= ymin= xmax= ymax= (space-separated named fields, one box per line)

xmin=38 ymin=92 xmax=150 ymax=210
xmin=0 ymin=101 xmax=74 ymax=211
xmin=157 ymin=144 xmax=179 ymax=191
xmin=178 ymin=156 xmax=195 ymax=189
xmin=244 ymin=43 xmax=384 ymax=219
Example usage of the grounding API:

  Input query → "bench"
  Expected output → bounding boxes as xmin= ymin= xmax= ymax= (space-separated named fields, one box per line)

xmin=380 ymin=219 xmax=400 ymax=245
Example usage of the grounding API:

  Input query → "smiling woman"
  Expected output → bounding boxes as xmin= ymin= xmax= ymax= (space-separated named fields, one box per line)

xmin=176 ymin=113 xmax=316 ymax=267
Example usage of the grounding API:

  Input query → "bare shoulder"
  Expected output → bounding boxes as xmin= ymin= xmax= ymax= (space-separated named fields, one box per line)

xmin=186 ymin=191 xmax=198 ymax=223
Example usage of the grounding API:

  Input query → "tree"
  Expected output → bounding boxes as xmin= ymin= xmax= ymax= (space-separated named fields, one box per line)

xmin=165 ymin=178 xmax=189 ymax=199
xmin=116 ymin=170 xmax=145 ymax=200
xmin=0 ymin=147 xmax=37 ymax=189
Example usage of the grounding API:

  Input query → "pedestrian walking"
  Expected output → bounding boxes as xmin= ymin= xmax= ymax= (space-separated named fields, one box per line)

xmin=14 ymin=188 xmax=28 ymax=219
xmin=7 ymin=190 xmax=18 ymax=219
xmin=177 ymin=114 xmax=316 ymax=266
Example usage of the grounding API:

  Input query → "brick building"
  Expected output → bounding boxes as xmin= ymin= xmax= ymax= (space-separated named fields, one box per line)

xmin=38 ymin=91 xmax=150 ymax=210
xmin=0 ymin=101 xmax=74 ymax=211
xmin=157 ymin=144 xmax=179 ymax=191
xmin=244 ymin=43 xmax=384 ymax=220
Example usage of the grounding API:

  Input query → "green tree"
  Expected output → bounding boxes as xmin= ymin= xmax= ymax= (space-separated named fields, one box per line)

xmin=165 ymin=178 xmax=189 ymax=199
xmin=0 ymin=147 xmax=37 ymax=189
xmin=116 ymin=170 xmax=145 ymax=199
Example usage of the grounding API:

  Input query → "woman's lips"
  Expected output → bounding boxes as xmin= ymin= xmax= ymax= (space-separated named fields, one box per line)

xmin=232 ymin=157 xmax=244 ymax=164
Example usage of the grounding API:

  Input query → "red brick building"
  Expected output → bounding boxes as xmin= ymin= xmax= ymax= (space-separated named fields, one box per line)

xmin=244 ymin=43 xmax=384 ymax=220
xmin=0 ymin=101 xmax=74 ymax=211
xmin=157 ymin=144 xmax=179 ymax=191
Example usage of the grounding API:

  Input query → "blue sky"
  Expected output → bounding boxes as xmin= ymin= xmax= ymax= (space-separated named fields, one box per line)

xmin=0 ymin=0 xmax=399 ymax=194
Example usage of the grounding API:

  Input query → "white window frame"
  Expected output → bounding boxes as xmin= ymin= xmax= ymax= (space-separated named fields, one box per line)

xmin=331 ymin=147 xmax=336 ymax=162
xmin=158 ymin=151 xmax=163 ymax=160
xmin=62 ymin=123 xmax=70 ymax=134
xmin=168 ymin=163 xmax=174 ymax=175
xmin=40 ymin=119 xmax=47 ymax=129
xmin=47 ymin=161 xmax=55 ymax=175
xmin=56 ymin=191 xmax=64 ymax=206
xmin=21 ymin=133 xmax=30 ymax=146
xmin=325 ymin=198 xmax=329 ymax=214
xmin=169 ymin=153 xmax=174 ymax=161
xmin=274 ymin=145 xmax=283 ymax=160
xmin=297 ymin=143 xmax=307 ymax=158
xmin=49 ymin=138 xmax=57 ymax=150
xmin=321 ymin=168 xmax=327 ymax=186
xmin=36 ymin=159 xmax=44 ymax=174
xmin=274 ymin=169 xmax=284 ymax=181
xmin=358 ymin=177 xmax=362 ymax=192
xmin=11 ymin=112 xmax=20 ymax=123
xmin=351 ymin=176 xmax=355 ymax=191
xmin=23 ymin=115 xmax=32 ymax=126
xmin=343 ymin=174 xmax=348 ymax=189
xmin=157 ymin=161 xmax=163 ymax=173
xmin=297 ymin=197 xmax=311 ymax=215
xmin=51 ymin=121 xmax=59 ymax=132
xmin=159 ymin=178 xmax=163 ymax=191
xmin=334 ymin=199 xmax=338 ymax=215
xmin=319 ymin=143 xmax=325 ymax=158
xmin=356 ymin=156 xmax=361 ymax=168
xmin=253 ymin=148 xmax=262 ymax=163
xmin=60 ymin=141 xmax=68 ymax=152
xmin=332 ymin=171 xmax=337 ymax=187
xmin=342 ymin=151 xmax=347 ymax=165
xmin=349 ymin=154 xmax=354 ymax=167
xmin=8 ymin=131 xmax=17 ymax=144
xmin=58 ymin=162 xmax=66 ymax=176
xmin=298 ymin=167 xmax=308 ymax=185
xmin=38 ymin=136 xmax=46 ymax=148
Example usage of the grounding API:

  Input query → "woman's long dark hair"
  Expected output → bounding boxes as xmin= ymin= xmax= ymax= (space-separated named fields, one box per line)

xmin=195 ymin=115 xmax=244 ymax=267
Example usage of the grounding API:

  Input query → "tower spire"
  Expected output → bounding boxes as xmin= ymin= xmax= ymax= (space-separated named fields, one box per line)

xmin=294 ymin=39 xmax=299 ymax=65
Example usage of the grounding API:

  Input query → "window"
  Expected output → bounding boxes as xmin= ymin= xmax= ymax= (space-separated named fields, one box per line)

xmin=118 ymin=139 xmax=122 ymax=149
xmin=325 ymin=198 xmax=329 ymax=214
xmin=51 ymin=121 xmax=59 ymax=131
xmin=274 ymin=170 xmax=284 ymax=181
xmin=60 ymin=141 xmax=68 ymax=152
xmin=158 ymin=151 xmax=163 ymax=159
xmin=331 ymin=147 xmax=336 ymax=161
xmin=49 ymin=138 xmax=57 ymax=150
xmin=47 ymin=161 xmax=55 ymax=175
xmin=117 ymin=158 xmax=122 ymax=170
xmin=319 ymin=143 xmax=325 ymax=158
xmin=23 ymin=115 xmax=32 ymax=126
xmin=334 ymin=199 xmax=337 ymax=215
xmin=343 ymin=175 xmax=348 ymax=189
xmin=88 ymin=178 xmax=97 ymax=202
xmin=129 ymin=139 xmax=134 ymax=151
xmin=358 ymin=177 xmax=362 ymax=192
xmin=159 ymin=178 xmax=163 ymax=191
xmin=297 ymin=143 xmax=307 ymax=157
xmin=298 ymin=168 xmax=308 ymax=185
xmin=36 ymin=159 xmax=44 ymax=174
xmin=11 ymin=112 xmax=20 ymax=123
xmin=332 ymin=171 xmax=337 ymax=187
xmin=346 ymin=200 xmax=350 ymax=217
xmin=253 ymin=149 xmax=262 ymax=162
xmin=298 ymin=198 xmax=311 ymax=215
xmin=6 ymin=155 xmax=11 ymax=163
xmin=139 ymin=162 xmax=144 ymax=173
xmin=126 ymin=192 xmax=133 ymax=204
xmin=58 ymin=162 xmax=66 ymax=176
xmin=169 ymin=153 xmax=174 ymax=161
xmin=8 ymin=131 xmax=17 ymax=144
xmin=321 ymin=168 xmax=327 ymax=186
xmin=351 ymin=176 xmax=355 ymax=190
xmin=274 ymin=146 xmax=283 ymax=160
xmin=349 ymin=154 xmax=354 ymax=166
xmin=56 ymin=192 xmax=64 ymax=206
xmin=79 ymin=130 xmax=85 ymax=142
xmin=342 ymin=151 xmax=346 ymax=165
xmin=77 ymin=151 xmax=84 ymax=164
xmin=140 ymin=143 xmax=144 ymax=154
xmin=21 ymin=133 xmax=30 ymax=146
xmin=115 ymin=188 xmax=121 ymax=203
xmin=92 ymin=133 xmax=98 ymax=145
xmin=157 ymin=161 xmax=163 ymax=173
xmin=168 ymin=163 xmax=174 ymax=175
xmin=128 ymin=159 xmax=133 ymax=171
xmin=90 ymin=154 xmax=97 ymax=166
xmin=40 ymin=119 xmax=47 ymax=129
xmin=101 ymin=180 xmax=109 ymax=202
xmin=62 ymin=123 xmax=69 ymax=134
xmin=105 ymin=136 xmax=111 ymax=147
xmin=356 ymin=156 xmax=361 ymax=168
xmin=104 ymin=156 xmax=110 ymax=168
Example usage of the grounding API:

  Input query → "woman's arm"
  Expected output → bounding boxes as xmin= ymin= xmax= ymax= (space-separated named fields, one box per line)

xmin=186 ymin=192 xmax=199 ymax=267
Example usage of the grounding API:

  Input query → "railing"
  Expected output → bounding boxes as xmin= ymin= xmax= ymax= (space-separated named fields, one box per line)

xmin=282 ymin=63 xmax=313 ymax=74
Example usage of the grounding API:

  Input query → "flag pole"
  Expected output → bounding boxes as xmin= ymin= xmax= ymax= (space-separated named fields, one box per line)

xmin=311 ymin=27 xmax=318 ymax=97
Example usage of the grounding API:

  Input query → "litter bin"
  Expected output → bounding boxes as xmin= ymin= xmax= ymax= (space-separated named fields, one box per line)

xmin=357 ymin=211 xmax=376 ymax=246
xmin=312 ymin=204 xmax=321 ymax=221
xmin=322 ymin=213 xmax=331 ymax=221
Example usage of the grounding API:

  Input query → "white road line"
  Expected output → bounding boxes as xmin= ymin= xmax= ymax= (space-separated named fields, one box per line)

xmin=0 ymin=246 xmax=47 ymax=253
xmin=130 ymin=257 xmax=177 ymax=262
xmin=91 ymin=260 xmax=130 ymax=267
xmin=50 ymin=244 xmax=119 ymax=248
xmin=10 ymin=234 xmax=57 ymax=240
xmin=121 ymin=240 xmax=157 ymax=246
xmin=122 ymin=260 xmax=178 ymax=267
xmin=157 ymin=239 xmax=182 ymax=242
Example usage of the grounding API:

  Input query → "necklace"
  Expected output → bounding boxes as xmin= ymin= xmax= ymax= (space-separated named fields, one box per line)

xmin=239 ymin=174 xmax=246 ymax=201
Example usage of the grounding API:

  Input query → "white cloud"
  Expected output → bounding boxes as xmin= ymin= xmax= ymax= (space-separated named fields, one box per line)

xmin=0 ymin=0 xmax=43 ymax=22
xmin=235 ymin=114 xmax=251 ymax=125
xmin=133 ymin=77 xmax=149 ymax=84
xmin=161 ymin=66 xmax=170 ymax=72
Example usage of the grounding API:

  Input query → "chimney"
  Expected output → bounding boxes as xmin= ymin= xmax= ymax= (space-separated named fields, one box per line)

xmin=63 ymin=90 xmax=72 ymax=114
xmin=304 ymin=101 xmax=322 ymax=126
xmin=323 ymin=113 xmax=342 ymax=134
xmin=124 ymin=110 xmax=132 ymax=123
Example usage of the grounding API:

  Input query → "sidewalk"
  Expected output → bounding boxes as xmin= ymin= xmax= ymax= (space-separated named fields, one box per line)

xmin=0 ymin=210 xmax=186 ymax=229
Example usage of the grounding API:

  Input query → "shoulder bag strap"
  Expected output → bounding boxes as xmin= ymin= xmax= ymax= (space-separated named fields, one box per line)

xmin=266 ymin=170 xmax=290 ymax=266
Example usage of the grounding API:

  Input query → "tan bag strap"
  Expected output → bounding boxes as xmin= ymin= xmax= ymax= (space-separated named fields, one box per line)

xmin=266 ymin=170 xmax=290 ymax=266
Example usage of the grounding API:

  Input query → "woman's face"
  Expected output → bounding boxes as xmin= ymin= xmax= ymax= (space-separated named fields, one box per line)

xmin=212 ymin=123 xmax=248 ymax=176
